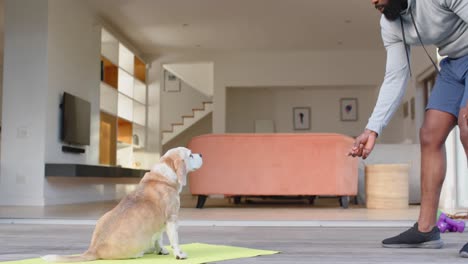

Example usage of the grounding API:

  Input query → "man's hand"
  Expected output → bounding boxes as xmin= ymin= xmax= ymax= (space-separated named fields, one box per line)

xmin=347 ymin=129 xmax=378 ymax=159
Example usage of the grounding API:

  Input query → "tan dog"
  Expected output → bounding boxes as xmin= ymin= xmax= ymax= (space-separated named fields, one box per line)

xmin=42 ymin=147 xmax=203 ymax=262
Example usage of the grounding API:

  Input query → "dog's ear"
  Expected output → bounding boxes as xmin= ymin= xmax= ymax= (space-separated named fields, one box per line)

xmin=161 ymin=153 xmax=187 ymax=186
xmin=174 ymin=158 xmax=187 ymax=186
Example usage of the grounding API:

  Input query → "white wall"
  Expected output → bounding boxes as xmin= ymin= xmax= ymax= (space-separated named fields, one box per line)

xmin=163 ymin=62 xmax=214 ymax=97
xmin=215 ymin=50 xmax=385 ymax=133
xmin=45 ymin=177 xmax=139 ymax=205
xmin=146 ymin=58 xmax=164 ymax=160
xmin=45 ymin=0 xmax=101 ymax=165
xmin=0 ymin=65 xmax=3 ymax=132
xmin=161 ymin=77 xmax=210 ymax=132
xmin=227 ymin=86 xmax=376 ymax=137
xmin=161 ymin=50 xmax=386 ymax=135
xmin=0 ymin=0 xmax=49 ymax=206
xmin=154 ymin=47 xmax=439 ymax=146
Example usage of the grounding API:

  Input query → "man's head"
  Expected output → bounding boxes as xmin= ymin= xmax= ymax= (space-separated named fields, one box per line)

xmin=371 ymin=0 xmax=408 ymax=21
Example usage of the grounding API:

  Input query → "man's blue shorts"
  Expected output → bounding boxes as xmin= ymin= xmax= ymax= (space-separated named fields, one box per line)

xmin=427 ymin=54 xmax=468 ymax=117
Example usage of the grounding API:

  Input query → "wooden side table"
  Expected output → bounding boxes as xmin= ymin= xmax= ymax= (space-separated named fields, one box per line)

xmin=365 ymin=164 xmax=410 ymax=209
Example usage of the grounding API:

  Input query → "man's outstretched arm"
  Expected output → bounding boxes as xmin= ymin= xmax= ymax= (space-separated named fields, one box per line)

xmin=349 ymin=19 xmax=411 ymax=158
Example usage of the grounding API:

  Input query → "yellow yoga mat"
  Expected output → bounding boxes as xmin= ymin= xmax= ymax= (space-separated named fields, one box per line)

xmin=2 ymin=243 xmax=279 ymax=264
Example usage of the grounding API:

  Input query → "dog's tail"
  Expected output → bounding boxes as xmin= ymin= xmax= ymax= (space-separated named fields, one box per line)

xmin=41 ymin=251 xmax=97 ymax=263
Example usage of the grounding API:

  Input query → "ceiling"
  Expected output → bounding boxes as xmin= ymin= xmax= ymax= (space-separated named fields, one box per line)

xmin=84 ymin=0 xmax=384 ymax=57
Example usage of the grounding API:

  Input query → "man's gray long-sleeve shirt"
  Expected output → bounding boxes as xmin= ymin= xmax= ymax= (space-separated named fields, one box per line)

xmin=367 ymin=0 xmax=468 ymax=136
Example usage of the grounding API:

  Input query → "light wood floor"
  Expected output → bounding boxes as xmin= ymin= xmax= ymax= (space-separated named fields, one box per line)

xmin=2 ymin=198 xmax=468 ymax=263
xmin=0 ymin=198 xmax=422 ymax=221
xmin=1 ymin=224 xmax=468 ymax=263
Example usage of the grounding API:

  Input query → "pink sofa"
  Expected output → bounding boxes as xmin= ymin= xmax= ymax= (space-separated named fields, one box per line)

xmin=187 ymin=133 xmax=358 ymax=208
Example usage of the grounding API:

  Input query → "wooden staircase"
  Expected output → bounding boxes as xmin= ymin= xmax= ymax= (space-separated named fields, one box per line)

xmin=162 ymin=101 xmax=213 ymax=144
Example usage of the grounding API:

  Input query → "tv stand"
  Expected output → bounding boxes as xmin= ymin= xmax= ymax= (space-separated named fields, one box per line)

xmin=44 ymin=163 xmax=148 ymax=204
xmin=62 ymin=145 xmax=85 ymax=154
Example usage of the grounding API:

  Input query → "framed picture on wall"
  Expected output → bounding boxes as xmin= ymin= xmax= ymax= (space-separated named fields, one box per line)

xmin=340 ymin=98 xmax=358 ymax=121
xmin=164 ymin=70 xmax=181 ymax=92
xmin=293 ymin=107 xmax=311 ymax=130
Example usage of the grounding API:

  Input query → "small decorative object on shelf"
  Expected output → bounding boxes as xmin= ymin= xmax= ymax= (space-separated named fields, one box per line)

xmin=133 ymin=134 xmax=139 ymax=146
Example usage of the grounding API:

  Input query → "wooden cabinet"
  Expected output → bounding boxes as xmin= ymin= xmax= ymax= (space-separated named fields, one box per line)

xmin=99 ymin=112 xmax=117 ymax=165
xmin=117 ymin=118 xmax=133 ymax=145
xmin=134 ymin=56 xmax=146 ymax=83
xmin=101 ymin=56 xmax=118 ymax=89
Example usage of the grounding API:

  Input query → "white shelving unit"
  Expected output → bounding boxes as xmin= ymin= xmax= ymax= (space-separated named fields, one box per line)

xmin=99 ymin=82 xmax=118 ymax=116
xmin=99 ymin=28 xmax=147 ymax=167
xmin=118 ymin=43 xmax=135 ymax=75
xmin=101 ymin=29 xmax=119 ymax=65
xmin=118 ymin=69 xmax=134 ymax=98
xmin=117 ymin=93 xmax=134 ymax=122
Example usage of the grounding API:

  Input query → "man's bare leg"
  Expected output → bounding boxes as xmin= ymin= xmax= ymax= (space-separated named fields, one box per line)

xmin=382 ymin=110 xmax=455 ymax=249
xmin=417 ymin=110 xmax=456 ymax=232
xmin=458 ymin=104 xmax=468 ymax=157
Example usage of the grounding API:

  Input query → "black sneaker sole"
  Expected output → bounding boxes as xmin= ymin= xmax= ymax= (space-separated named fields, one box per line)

xmin=460 ymin=251 xmax=468 ymax=258
xmin=382 ymin=239 xmax=444 ymax=249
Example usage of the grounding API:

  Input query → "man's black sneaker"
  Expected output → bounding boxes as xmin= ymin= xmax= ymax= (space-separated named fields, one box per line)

xmin=459 ymin=242 xmax=468 ymax=257
xmin=382 ymin=223 xmax=444 ymax=249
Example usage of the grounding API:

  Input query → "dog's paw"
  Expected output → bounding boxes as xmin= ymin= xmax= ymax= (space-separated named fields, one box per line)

xmin=175 ymin=251 xmax=187 ymax=260
xmin=158 ymin=247 xmax=170 ymax=255
xmin=41 ymin=255 xmax=58 ymax=262
xmin=145 ymin=247 xmax=156 ymax=254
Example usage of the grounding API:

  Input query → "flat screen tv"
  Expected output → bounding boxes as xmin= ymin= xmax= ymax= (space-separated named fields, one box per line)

xmin=61 ymin=92 xmax=91 ymax=146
